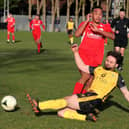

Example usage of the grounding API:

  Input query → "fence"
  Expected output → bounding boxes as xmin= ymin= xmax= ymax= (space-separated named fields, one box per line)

xmin=0 ymin=15 xmax=86 ymax=32
xmin=0 ymin=15 xmax=112 ymax=32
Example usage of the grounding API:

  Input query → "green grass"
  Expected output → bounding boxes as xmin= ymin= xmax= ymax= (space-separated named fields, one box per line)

xmin=0 ymin=31 xmax=129 ymax=129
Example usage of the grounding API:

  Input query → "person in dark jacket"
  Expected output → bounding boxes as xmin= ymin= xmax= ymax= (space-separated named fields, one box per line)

xmin=111 ymin=8 xmax=129 ymax=71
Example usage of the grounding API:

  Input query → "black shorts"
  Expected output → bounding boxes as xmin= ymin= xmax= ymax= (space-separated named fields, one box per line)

xmin=67 ymin=29 xmax=73 ymax=35
xmin=114 ymin=35 xmax=128 ymax=48
xmin=77 ymin=92 xmax=102 ymax=114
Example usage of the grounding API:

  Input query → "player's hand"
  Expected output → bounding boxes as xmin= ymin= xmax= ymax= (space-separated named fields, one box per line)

xmin=4 ymin=19 xmax=7 ymax=23
xmin=127 ymin=33 xmax=129 ymax=38
xmin=89 ymin=23 xmax=98 ymax=32
xmin=11 ymin=25 xmax=14 ymax=28
xmin=71 ymin=44 xmax=78 ymax=53
xmin=115 ymin=30 xmax=119 ymax=34
xmin=86 ymin=14 xmax=92 ymax=22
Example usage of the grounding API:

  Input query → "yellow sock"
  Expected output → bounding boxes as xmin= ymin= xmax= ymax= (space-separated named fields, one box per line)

xmin=39 ymin=98 xmax=67 ymax=110
xmin=70 ymin=37 xmax=73 ymax=44
xmin=63 ymin=109 xmax=86 ymax=121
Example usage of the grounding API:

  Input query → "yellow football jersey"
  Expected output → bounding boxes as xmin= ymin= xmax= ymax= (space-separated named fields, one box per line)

xmin=67 ymin=21 xmax=74 ymax=30
xmin=88 ymin=66 xmax=118 ymax=99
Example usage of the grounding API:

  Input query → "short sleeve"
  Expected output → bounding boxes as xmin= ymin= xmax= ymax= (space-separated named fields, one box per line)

xmin=127 ymin=18 xmax=129 ymax=28
xmin=89 ymin=66 xmax=96 ymax=75
xmin=78 ymin=21 xmax=88 ymax=35
xmin=111 ymin=18 xmax=117 ymax=28
xmin=117 ymin=74 xmax=126 ymax=88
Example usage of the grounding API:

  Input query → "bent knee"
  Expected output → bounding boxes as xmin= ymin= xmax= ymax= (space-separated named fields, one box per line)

xmin=57 ymin=110 xmax=65 ymax=117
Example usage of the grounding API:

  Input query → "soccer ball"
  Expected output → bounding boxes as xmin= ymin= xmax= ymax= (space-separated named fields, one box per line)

xmin=1 ymin=95 xmax=17 ymax=111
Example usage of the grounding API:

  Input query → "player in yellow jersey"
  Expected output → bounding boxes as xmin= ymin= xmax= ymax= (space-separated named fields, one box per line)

xmin=66 ymin=17 xmax=76 ymax=44
xmin=27 ymin=44 xmax=129 ymax=122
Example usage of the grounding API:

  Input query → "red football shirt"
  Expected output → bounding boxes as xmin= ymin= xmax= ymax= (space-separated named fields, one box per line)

xmin=30 ymin=19 xmax=45 ymax=32
xmin=78 ymin=21 xmax=113 ymax=67
xmin=6 ymin=17 xmax=15 ymax=30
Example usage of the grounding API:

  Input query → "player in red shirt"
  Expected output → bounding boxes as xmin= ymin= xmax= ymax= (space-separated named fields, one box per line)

xmin=73 ymin=6 xmax=115 ymax=94
xmin=30 ymin=14 xmax=45 ymax=53
xmin=4 ymin=13 xmax=15 ymax=43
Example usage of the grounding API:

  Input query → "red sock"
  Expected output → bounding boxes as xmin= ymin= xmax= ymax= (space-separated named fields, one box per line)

xmin=37 ymin=43 xmax=40 ymax=53
xmin=7 ymin=34 xmax=10 ymax=40
xmin=12 ymin=35 xmax=15 ymax=41
xmin=73 ymin=82 xmax=84 ymax=94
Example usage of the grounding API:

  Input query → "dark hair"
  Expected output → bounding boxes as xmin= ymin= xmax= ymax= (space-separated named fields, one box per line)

xmin=92 ymin=6 xmax=102 ymax=12
xmin=106 ymin=51 xmax=122 ymax=64
xmin=120 ymin=8 xmax=126 ymax=12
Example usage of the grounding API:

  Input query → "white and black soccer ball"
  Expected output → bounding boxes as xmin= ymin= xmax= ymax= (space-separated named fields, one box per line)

xmin=1 ymin=95 xmax=17 ymax=111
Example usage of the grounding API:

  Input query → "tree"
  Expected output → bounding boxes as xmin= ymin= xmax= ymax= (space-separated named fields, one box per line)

xmin=56 ymin=0 xmax=60 ymax=18
xmin=75 ymin=0 xmax=79 ymax=28
xmin=42 ymin=0 xmax=46 ymax=26
xmin=82 ymin=0 xmax=85 ymax=21
xmin=37 ymin=0 xmax=40 ymax=15
xmin=97 ymin=0 xmax=99 ymax=6
xmin=39 ymin=0 xmax=46 ymax=26
xmin=113 ymin=0 xmax=120 ymax=18
xmin=90 ymin=0 xmax=94 ymax=11
xmin=75 ymin=0 xmax=86 ymax=28
xmin=100 ymin=0 xmax=112 ymax=21
xmin=28 ymin=0 xmax=32 ymax=20
xmin=126 ymin=0 xmax=129 ymax=18
xmin=51 ymin=0 xmax=60 ymax=32
xmin=66 ymin=0 xmax=74 ymax=23
xmin=51 ymin=0 xmax=55 ymax=31
xmin=106 ymin=0 xmax=109 ymax=21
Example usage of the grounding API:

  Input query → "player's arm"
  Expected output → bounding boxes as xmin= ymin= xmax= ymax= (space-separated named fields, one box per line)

xmin=120 ymin=86 xmax=129 ymax=103
xmin=11 ymin=18 xmax=15 ymax=28
xmin=42 ymin=24 xmax=45 ymax=31
xmin=41 ymin=20 xmax=45 ymax=31
xmin=71 ymin=44 xmax=90 ymax=73
xmin=127 ymin=28 xmax=129 ymax=38
xmin=90 ymin=23 xmax=115 ymax=40
xmin=127 ymin=19 xmax=129 ymax=38
xmin=117 ymin=75 xmax=129 ymax=102
xmin=111 ymin=18 xmax=116 ymax=29
xmin=111 ymin=19 xmax=118 ymax=33
xmin=4 ymin=18 xmax=8 ymax=23
xmin=75 ymin=14 xmax=91 ymax=37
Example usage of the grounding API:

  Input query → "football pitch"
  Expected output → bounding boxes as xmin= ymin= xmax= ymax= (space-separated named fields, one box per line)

xmin=0 ymin=31 xmax=129 ymax=129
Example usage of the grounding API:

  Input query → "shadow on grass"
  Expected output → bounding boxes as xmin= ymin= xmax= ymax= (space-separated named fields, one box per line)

xmin=97 ymin=95 xmax=129 ymax=113
xmin=14 ymin=40 xmax=22 ymax=43
xmin=0 ymin=49 xmax=74 ymax=73
xmin=3 ymin=106 xmax=20 ymax=113
xmin=36 ymin=111 xmax=57 ymax=117
xmin=29 ymin=95 xmax=129 ymax=118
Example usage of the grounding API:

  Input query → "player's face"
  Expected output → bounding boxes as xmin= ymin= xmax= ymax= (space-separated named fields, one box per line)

xmin=104 ymin=56 xmax=118 ymax=70
xmin=119 ymin=11 xmax=125 ymax=19
xmin=70 ymin=18 xmax=73 ymax=22
xmin=92 ymin=8 xmax=102 ymax=24
xmin=8 ymin=14 xmax=12 ymax=18
xmin=35 ymin=16 xmax=39 ymax=20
